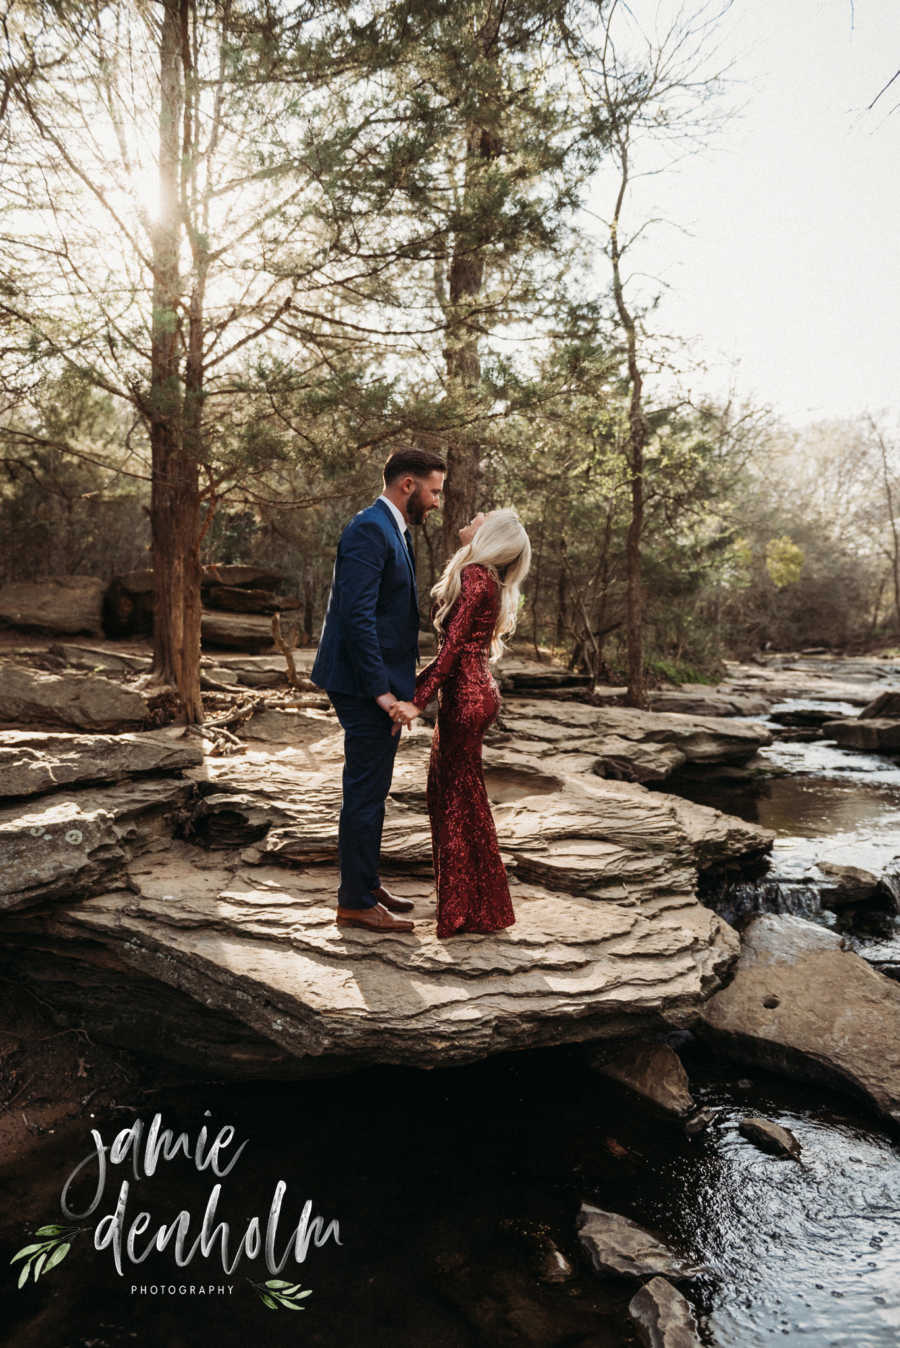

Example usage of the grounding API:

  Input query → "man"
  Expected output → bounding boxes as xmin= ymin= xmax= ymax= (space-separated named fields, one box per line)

xmin=310 ymin=446 xmax=446 ymax=933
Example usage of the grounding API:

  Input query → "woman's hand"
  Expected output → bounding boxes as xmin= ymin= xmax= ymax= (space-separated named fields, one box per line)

xmin=389 ymin=700 xmax=421 ymax=730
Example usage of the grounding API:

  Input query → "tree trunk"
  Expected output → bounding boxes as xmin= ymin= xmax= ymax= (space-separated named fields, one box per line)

xmin=556 ymin=534 xmax=568 ymax=646
xmin=876 ymin=423 xmax=900 ymax=636
xmin=149 ymin=0 xmax=202 ymax=723
xmin=441 ymin=117 xmax=501 ymax=555
xmin=609 ymin=135 xmax=648 ymax=709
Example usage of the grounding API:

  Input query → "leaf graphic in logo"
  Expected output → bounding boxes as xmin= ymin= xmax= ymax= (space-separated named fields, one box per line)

xmin=42 ymin=1242 xmax=71 ymax=1274
xmin=11 ymin=1224 xmax=79 ymax=1290
xmin=249 ymin=1277 xmax=313 ymax=1309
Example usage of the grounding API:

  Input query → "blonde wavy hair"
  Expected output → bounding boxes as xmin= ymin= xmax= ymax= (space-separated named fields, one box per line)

xmin=430 ymin=508 xmax=532 ymax=662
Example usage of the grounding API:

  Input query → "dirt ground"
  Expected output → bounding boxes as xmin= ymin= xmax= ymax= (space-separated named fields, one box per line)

xmin=0 ymin=974 xmax=194 ymax=1167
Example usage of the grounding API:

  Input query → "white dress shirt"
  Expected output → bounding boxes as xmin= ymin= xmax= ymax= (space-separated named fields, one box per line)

xmin=378 ymin=492 xmax=409 ymax=539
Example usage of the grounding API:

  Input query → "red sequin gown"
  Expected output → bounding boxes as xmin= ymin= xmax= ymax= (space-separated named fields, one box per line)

xmin=411 ymin=563 xmax=515 ymax=938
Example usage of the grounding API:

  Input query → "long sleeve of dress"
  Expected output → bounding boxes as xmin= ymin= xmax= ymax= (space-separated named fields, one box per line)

xmin=412 ymin=565 xmax=494 ymax=710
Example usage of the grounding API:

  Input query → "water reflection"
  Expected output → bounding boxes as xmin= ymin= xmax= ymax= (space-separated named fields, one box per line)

xmin=3 ymin=1045 xmax=899 ymax=1347
xmin=685 ymin=1060 xmax=900 ymax=1348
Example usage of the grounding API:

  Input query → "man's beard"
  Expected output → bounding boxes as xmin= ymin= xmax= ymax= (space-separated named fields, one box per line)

xmin=406 ymin=485 xmax=427 ymax=525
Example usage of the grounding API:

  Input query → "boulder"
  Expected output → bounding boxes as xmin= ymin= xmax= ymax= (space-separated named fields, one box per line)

xmin=201 ymin=565 xmax=287 ymax=590
xmin=589 ymin=1041 xmax=695 ymax=1118
xmin=202 ymin=654 xmax=297 ymax=688
xmin=104 ymin=567 xmax=290 ymax=637
xmin=0 ymin=777 xmax=194 ymax=912
xmin=738 ymin=1116 xmax=802 ymax=1159
xmin=769 ymin=707 xmax=836 ymax=728
xmin=815 ymin=861 xmax=900 ymax=910
xmin=0 ymin=663 xmax=149 ymax=732
xmin=660 ymin=794 xmax=774 ymax=872
xmin=628 ymin=1276 xmax=702 ymax=1348
xmin=494 ymin=656 xmax=592 ymax=692
xmin=723 ymin=658 xmax=887 ymax=708
xmin=0 ymin=575 xmax=105 ymax=636
xmin=821 ymin=718 xmax=900 ymax=752
xmin=649 ymin=688 xmax=770 ymax=718
xmin=576 ymin=1204 xmax=707 ymax=1281
xmin=859 ymin=690 xmax=900 ymax=719
xmin=110 ymin=569 xmax=155 ymax=595
xmin=110 ymin=565 xmax=287 ymax=594
xmin=200 ymin=611 xmax=276 ymax=652
xmin=431 ymin=1251 xmax=602 ymax=1347
xmin=535 ymin=1245 xmax=574 ymax=1283
xmin=204 ymin=585 xmax=300 ymax=615
xmin=242 ymin=708 xmax=312 ymax=741
xmin=699 ymin=913 xmax=900 ymax=1125
xmin=0 ymin=729 xmax=202 ymax=799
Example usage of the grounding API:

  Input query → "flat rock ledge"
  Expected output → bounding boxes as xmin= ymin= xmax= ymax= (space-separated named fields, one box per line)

xmin=4 ymin=842 xmax=739 ymax=1075
xmin=0 ymin=707 xmax=774 ymax=1077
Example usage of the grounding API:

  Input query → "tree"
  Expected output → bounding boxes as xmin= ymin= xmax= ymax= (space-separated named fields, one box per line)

xmin=573 ymin=0 xmax=731 ymax=705
xmin=1 ymin=0 xmax=406 ymax=719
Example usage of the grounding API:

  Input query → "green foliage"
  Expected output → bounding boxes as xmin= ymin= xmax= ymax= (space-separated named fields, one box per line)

xmin=765 ymin=536 xmax=805 ymax=588
xmin=645 ymin=655 xmax=724 ymax=686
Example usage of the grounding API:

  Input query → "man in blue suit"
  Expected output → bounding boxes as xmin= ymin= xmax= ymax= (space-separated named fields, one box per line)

xmin=311 ymin=446 xmax=446 ymax=933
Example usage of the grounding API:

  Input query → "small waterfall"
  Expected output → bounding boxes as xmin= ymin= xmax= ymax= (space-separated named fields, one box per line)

xmin=700 ymin=875 xmax=825 ymax=928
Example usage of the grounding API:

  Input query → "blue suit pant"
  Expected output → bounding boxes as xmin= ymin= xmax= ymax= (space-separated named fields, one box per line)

xmin=328 ymin=691 xmax=401 ymax=908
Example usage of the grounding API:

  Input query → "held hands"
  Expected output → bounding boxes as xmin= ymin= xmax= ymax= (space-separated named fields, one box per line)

xmin=389 ymin=700 xmax=422 ymax=733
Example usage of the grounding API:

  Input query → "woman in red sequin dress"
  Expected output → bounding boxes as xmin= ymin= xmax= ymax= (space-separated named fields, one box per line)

xmin=390 ymin=509 xmax=532 ymax=938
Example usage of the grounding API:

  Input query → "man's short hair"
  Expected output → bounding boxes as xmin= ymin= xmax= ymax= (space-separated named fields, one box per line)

xmin=383 ymin=446 xmax=447 ymax=486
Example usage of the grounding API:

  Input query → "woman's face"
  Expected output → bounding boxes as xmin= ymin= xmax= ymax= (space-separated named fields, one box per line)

xmin=458 ymin=512 xmax=486 ymax=546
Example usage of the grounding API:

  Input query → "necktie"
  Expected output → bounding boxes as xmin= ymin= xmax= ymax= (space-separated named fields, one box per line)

xmin=404 ymin=527 xmax=416 ymax=572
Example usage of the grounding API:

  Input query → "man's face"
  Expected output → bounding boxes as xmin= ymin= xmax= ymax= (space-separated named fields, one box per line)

xmin=405 ymin=471 xmax=444 ymax=525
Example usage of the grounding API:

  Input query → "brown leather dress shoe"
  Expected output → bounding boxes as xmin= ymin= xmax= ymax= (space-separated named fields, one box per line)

xmin=370 ymin=884 xmax=414 ymax=913
xmin=336 ymin=902 xmax=414 ymax=933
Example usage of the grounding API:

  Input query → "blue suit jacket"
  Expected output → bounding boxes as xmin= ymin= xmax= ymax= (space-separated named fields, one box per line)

xmin=310 ymin=498 xmax=421 ymax=700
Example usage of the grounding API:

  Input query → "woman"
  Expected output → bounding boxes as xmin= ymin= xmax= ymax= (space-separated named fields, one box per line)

xmin=390 ymin=508 xmax=532 ymax=938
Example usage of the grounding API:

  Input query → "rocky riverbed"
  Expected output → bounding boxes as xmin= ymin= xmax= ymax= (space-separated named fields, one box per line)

xmin=2 ymin=639 xmax=900 ymax=1346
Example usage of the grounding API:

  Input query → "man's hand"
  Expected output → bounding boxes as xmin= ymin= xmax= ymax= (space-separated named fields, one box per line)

xmin=389 ymin=700 xmax=421 ymax=730
xmin=375 ymin=691 xmax=403 ymax=737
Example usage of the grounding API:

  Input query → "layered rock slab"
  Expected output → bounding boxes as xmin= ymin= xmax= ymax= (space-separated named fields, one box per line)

xmin=0 ymin=777 xmax=195 ymax=912
xmin=0 ymin=729 xmax=202 ymax=799
xmin=3 ymin=832 xmax=740 ymax=1074
xmin=0 ymin=699 xmax=774 ymax=1077
xmin=492 ymin=700 xmax=772 ymax=783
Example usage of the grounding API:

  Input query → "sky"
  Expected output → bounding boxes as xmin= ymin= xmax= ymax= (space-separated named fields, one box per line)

xmin=588 ymin=0 xmax=900 ymax=427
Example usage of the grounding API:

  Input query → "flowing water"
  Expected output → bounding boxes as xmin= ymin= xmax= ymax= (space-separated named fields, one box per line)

xmin=3 ymin=687 xmax=900 ymax=1347
xmin=675 ymin=696 xmax=900 ymax=977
